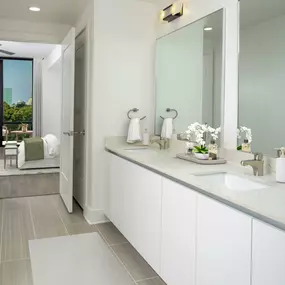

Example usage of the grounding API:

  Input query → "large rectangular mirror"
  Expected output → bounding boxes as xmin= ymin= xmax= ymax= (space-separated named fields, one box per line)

xmin=155 ymin=9 xmax=224 ymax=136
xmin=239 ymin=0 xmax=285 ymax=156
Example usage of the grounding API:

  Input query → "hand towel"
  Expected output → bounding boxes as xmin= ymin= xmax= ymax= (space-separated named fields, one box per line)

xmin=127 ymin=118 xmax=142 ymax=143
xmin=161 ymin=118 xmax=173 ymax=139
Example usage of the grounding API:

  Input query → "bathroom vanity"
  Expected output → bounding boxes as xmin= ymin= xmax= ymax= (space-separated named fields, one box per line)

xmin=103 ymin=1 xmax=285 ymax=284
xmin=105 ymin=138 xmax=285 ymax=285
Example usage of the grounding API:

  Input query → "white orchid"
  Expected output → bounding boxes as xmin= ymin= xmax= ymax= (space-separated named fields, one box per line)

xmin=184 ymin=122 xmax=208 ymax=146
xmin=238 ymin=126 xmax=252 ymax=143
xmin=208 ymin=126 xmax=221 ymax=141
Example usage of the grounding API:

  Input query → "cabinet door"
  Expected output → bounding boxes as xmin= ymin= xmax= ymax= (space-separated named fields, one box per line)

xmin=161 ymin=178 xmax=197 ymax=285
xmin=196 ymin=195 xmax=252 ymax=285
xmin=252 ymin=220 xmax=285 ymax=285
xmin=108 ymin=154 xmax=129 ymax=231
xmin=124 ymin=160 xmax=162 ymax=274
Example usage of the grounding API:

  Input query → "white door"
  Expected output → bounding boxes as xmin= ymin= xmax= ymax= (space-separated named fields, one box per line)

xmin=73 ymin=30 xmax=86 ymax=208
xmin=60 ymin=28 xmax=75 ymax=213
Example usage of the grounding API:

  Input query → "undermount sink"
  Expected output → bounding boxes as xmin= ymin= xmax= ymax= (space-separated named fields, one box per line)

xmin=194 ymin=172 xmax=267 ymax=191
xmin=124 ymin=147 xmax=155 ymax=153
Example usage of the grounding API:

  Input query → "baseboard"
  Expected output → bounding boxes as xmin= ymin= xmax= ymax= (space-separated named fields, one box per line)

xmin=83 ymin=206 xmax=109 ymax=225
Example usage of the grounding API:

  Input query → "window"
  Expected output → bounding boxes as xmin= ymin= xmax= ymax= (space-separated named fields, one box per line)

xmin=1 ymin=58 xmax=33 ymax=143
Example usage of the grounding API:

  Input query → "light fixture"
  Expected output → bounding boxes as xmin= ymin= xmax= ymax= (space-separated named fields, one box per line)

xmin=29 ymin=6 xmax=40 ymax=12
xmin=204 ymin=27 xmax=213 ymax=31
xmin=161 ymin=1 xmax=183 ymax=23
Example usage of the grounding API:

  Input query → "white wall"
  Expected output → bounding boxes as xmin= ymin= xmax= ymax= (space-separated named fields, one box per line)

xmin=82 ymin=0 xmax=156 ymax=221
xmin=239 ymin=14 xmax=285 ymax=156
xmin=41 ymin=47 xmax=62 ymax=140
xmin=155 ymin=20 xmax=204 ymax=134
xmin=0 ymin=18 xmax=70 ymax=44
xmin=156 ymin=0 xmax=239 ymax=149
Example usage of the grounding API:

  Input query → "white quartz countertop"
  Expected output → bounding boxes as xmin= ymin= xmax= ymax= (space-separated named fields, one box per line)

xmin=105 ymin=137 xmax=285 ymax=231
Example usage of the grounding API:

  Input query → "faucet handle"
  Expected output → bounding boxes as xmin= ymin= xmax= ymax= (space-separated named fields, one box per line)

xmin=253 ymin=152 xmax=263 ymax=161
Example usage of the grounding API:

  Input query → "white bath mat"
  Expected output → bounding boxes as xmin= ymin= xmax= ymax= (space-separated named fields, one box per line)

xmin=29 ymin=233 xmax=134 ymax=285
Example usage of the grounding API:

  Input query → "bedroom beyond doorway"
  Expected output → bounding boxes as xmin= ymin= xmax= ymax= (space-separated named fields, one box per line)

xmin=0 ymin=41 xmax=61 ymax=172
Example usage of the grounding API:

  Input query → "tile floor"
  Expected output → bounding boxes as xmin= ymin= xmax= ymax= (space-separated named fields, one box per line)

xmin=0 ymin=173 xmax=59 ymax=199
xmin=0 ymin=194 xmax=166 ymax=285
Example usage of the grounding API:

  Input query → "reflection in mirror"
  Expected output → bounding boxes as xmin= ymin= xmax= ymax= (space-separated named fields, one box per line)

xmin=155 ymin=9 xmax=224 ymax=138
xmin=239 ymin=0 xmax=285 ymax=156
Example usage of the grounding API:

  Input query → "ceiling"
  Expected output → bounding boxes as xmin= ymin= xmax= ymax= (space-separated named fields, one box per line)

xmin=240 ymin=0 xmax=285 ymax=29
xmin=0 ymin=41 xmax=57 ymax=58
xmin=0 ymin=0 xmax=89 ymax=25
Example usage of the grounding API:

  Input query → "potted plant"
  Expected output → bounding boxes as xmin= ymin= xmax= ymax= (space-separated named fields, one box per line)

xmin=207 ymin=126 xmax=221 ymax=159
xmin=193 ymin=145 xmax=209 ymax=160
xmin=237 ymin=126 xmax=252 ymax=152
xmin=184 ymin=122 xmax=209 ymax=159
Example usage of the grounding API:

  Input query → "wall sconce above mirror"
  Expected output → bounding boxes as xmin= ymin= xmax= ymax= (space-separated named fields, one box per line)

xmin=155 ymin=9 xmax=224 ymax=145
xmin=160 ymin=1 xmax=184 ymax=23
xmin=238 ymin=0 xmax=285 ymax=156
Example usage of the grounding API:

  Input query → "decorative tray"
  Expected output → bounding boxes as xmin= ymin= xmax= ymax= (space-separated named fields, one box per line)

xmin=176 ymin=153 xmax=227 ymax=165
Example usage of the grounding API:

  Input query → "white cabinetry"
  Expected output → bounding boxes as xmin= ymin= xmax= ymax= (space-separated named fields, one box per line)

xmin=161 ymin=178 xmax=197 ymax=285
xmin=108 ymin=154 xmax=128 ymax=230
xmin=124 ymin=161 xmax=162 ymax=273
xmin=196 ymin=195 xmax=252 ymax=285
xmin=252 ymin=220 xmax=285 ymax=285
xmin=108 ymin=154 xmax=162 ymax=273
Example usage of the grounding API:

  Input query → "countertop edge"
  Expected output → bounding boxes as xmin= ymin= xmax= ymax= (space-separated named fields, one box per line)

xmin=106 ymin=147 xmax=285 ymax=232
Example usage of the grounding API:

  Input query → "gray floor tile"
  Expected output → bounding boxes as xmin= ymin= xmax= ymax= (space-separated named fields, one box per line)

xmin=0 ymin=174 xmax=59 ymax=199
xmin=0 ymin=199 xmax=3 ymax=248
xmin=0 ymin=177 xmax=11 ymax=198
xmin=137 ymin=277 xmax=166 ymax=285
xmin=52 ymin=195 xmax=86 ymax=225
xmin=0 ymin=259 xmax=33 ymax=285
xmin=1 ymin=198 xmax=35 ymax=261
xmin=29 ymin=195 xmax=68 ymax=239
xmin=112 ymin=243 xmax=158 ymax=281
xmin=26 ymin=173 xmax=59 ymax=196
xmin=65 ymin=222 xmax=98 ymax=235
xmin=9 ymin=175 xmax=30 ymax=197
xmin=97 ymin=222 xmax=128 ymax=245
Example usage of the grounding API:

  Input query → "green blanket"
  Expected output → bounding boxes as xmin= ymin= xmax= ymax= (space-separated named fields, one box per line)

xmin=24 ymin=137 xmax=44 ymax=161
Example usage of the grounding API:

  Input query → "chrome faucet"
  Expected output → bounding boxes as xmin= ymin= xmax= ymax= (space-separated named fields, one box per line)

xmin=151 ymin=138 xmax=170 ymax=150
xmin=241 ymin=152 xmax=264 ymax=176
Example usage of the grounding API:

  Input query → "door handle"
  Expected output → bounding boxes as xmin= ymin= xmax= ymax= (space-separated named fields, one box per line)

xmin=73 ymin=130 xmax=85 ymax=136
xmin=64 ymin=130 xmax=85 ymax=136
xmin=63 ymin=131 xmax=72 ymax=136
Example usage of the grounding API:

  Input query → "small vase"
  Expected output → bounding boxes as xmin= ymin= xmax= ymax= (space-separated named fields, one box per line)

xmin=194 ymin=153 xmax=209 ymax=160
xmin=208 ymin=140 xmax=218 ymax=160
xmin=242 ymin=139 xmax=251 ymax=152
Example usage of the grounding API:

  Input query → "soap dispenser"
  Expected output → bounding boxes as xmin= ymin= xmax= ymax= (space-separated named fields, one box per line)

xmin=142 ymin=129 xmax=150 ymax=146
xmin=276 ymin=147 xmax=285 ymax=183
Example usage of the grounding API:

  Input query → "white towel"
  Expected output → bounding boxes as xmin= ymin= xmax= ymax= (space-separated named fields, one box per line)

xmin=161 ymin=118 xmax=173 ymax=139
xmin=127 ymin=118 xmax=142 ymax=143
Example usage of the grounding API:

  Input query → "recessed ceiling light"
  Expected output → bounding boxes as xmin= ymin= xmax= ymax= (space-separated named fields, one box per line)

xmin=204 ymin=27 xmax=213 ymax=31
xmin=29 ymin=6 xmax=40 ymax=12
